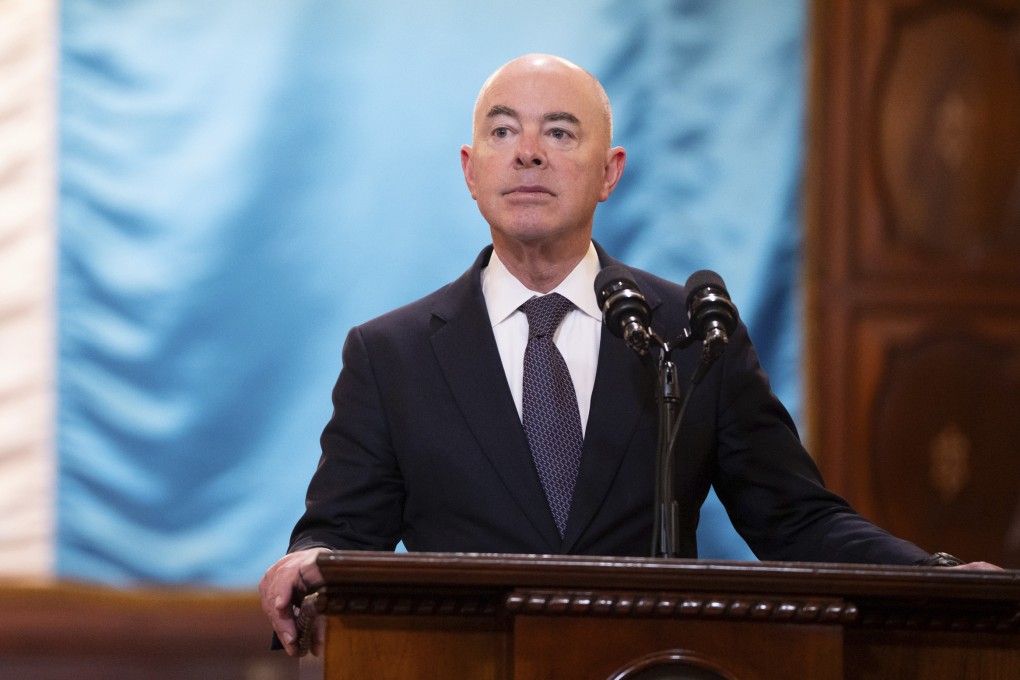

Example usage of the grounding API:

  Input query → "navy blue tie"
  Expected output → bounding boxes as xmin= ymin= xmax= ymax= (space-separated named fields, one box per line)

xmin=521 ymin=293 xmax=583 ymax=538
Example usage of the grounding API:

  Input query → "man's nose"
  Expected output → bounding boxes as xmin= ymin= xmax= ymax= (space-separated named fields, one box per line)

xmin=515 ymin=133 xmax=546 ymax=167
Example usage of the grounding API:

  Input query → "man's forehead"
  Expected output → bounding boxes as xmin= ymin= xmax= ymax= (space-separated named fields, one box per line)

xmin=478 ymin=66 xmax=591 ymax=106
xmin=471 ymin=58 xmax=612 ymax=142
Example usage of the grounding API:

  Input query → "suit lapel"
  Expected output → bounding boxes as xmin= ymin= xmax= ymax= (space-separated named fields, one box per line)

xmin=562 ymin=247 xmax=661 ymax=553
xmin=561 ymin=320 xmax=655 ymax=552
xmin=428 ymin=247 xmax=562 ymax=551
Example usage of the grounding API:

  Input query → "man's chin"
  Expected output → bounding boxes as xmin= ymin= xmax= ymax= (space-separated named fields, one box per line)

xmin=489 ymin=222 xmax=592 ymax=251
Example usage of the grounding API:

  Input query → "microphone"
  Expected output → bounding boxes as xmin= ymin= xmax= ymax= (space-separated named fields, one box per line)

xmin=594 ymin=265 xmax=653 ymax=355
xmin=684 ymin=270 xmax=738 ymax=362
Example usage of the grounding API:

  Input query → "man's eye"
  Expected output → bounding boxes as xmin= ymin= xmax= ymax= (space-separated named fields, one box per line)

xmin=493 ymin=127 xmax=510 ymax=138
xmin=549 ymin=128 xmax=571 ymax=140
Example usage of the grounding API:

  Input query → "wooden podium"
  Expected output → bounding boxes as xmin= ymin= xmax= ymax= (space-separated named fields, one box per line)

xmin=300 ymin=551 xmax=1020 ymax=679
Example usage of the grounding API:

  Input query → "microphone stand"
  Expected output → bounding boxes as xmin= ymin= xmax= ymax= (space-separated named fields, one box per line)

xmin=652 ymin=346 xmax=682 ymax=558
xmin=648 ymin=330 xmax=718 ymax=559
xmin=603 ymin=271 xmax=737 ymax=559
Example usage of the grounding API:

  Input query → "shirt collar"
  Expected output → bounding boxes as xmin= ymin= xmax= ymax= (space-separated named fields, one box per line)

xmin=483 ymin=242 xmax=603 ymax=326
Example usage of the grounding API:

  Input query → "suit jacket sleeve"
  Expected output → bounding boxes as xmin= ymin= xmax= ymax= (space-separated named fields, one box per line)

xmin=289 ymin=324 xmax=405 ymax=553
xmin=705 ymin=321 xmax=929 ymax=565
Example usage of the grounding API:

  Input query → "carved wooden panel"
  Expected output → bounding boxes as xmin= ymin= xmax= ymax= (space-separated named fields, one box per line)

xmin=806 ymin=0 xmax=1020 ymax=567
xmin=869 ymin=4 xmax=1020 ymax=267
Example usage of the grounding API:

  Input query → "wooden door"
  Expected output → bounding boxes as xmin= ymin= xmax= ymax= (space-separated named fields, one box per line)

xmin=805 ymin=0 xmax=1020 ymax=567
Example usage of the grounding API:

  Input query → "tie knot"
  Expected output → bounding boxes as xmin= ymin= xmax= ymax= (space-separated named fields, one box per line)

xmin=522 ymin=293 xmax=573 ymax=339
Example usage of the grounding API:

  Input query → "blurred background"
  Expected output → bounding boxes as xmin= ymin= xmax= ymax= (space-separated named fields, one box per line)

xmin=3 ymin=0 xmax=1019 ymax=677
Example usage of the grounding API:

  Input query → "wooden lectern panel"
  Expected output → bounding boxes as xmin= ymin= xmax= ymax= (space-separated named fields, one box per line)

xmin=846 ymin=628 xmax=1020 ymax=680
xmin=514 ymin=617 xmax=842 ymax=679
xmin=305 ymin=551 xmax=1020 ymax=680
xmin=325 ymin=614 xmax=510 ymax=680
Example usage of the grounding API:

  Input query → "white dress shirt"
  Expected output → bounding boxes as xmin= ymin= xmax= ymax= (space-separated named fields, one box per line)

xmin=480 ymin=243 xmax=603 ymax=436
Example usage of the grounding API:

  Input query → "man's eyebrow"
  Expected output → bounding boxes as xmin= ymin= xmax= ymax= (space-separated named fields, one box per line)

xmin=484 ymin=106 xmax=581 ymax=126
xmin=486 ymin=105 xmax=517 ymax=118
xmin=544 ymin=111 xmax=580 ymax=125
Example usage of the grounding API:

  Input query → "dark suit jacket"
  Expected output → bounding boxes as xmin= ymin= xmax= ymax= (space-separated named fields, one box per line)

xmin=290 ymin=244 xmax=928 ymax=564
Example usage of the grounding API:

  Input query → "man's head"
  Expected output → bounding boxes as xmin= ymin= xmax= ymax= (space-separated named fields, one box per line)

xmin=461 ymin=54 xmax=626 ymax=259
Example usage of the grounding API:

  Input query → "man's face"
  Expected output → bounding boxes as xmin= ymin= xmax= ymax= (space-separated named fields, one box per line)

xmin=461 ymin=57 xmax=625 ymax=251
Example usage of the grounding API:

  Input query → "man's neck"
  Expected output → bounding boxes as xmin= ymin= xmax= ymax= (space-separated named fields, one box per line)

xmin=491 ymin=234 xmax=592 ymax=293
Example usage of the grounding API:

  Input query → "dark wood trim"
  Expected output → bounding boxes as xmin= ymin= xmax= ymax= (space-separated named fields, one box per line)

xmin=0 ymin=582 xmax=294 ymax=680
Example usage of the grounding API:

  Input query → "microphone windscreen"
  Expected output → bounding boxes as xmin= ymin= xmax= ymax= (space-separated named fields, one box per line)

xmin=594 ymin=265 xmax=638 ymax=306
xmin=685 ymin=269 xmax=737 ymax=340
xmin=684 ymin=270 xmax=729 ymax=303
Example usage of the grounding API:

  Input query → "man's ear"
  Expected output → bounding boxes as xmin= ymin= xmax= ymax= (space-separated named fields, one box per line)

xmin=461 ymin=145 xmax=478 ymax=200
xmin=599 ymin=146 xmax=627 ymax=202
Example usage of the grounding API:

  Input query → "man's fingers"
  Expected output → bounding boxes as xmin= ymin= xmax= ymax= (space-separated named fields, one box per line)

xmin=297 ymin=559 xmax=326 ymax=592
xmin=259 ymin=560 xmax=301 ymax=656
xmin=258 ymin=549 xmax=332 ymax=657
xmin=278 ymin=620 xmax=300 ymax=656
xmin=948 ymin=561 xmax=1004 ymax=572
xmin=264 ymin=580 xmax=301 ymax=655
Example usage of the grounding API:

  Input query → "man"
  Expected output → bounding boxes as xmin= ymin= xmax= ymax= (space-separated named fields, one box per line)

xmin=260 ymin=54 xmax=998 ymax=656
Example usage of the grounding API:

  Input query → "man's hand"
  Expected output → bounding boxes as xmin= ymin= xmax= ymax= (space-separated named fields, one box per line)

xmin=258 ymin=548 xmax=331 ymax=656
xmin=947 ymin=561 xmax=1004 ymax=572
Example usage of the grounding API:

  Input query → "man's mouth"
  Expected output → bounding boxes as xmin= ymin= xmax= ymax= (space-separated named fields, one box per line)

xmin=504 ymin=185 xmax=556 ymax=196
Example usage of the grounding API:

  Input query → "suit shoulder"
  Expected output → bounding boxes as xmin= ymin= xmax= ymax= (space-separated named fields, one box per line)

xmin=353 ymin=246 xmax=489 ymax=337
xmin=354 ymin=280 xmax=459 ymax=336
xmin=630 ymin=266 xmax=686 ymax=300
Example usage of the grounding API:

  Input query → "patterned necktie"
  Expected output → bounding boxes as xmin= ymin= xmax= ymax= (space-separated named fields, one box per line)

xmin=521 ymin=293 xmax=584 ymax=538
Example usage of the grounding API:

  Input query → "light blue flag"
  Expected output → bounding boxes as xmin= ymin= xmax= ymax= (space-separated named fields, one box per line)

xmin=59 ymin=1 xmax=802 ymax=585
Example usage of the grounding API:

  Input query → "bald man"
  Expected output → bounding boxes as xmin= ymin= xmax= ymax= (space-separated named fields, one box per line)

xmin=260 ymin=55 xmax=993 ymax=657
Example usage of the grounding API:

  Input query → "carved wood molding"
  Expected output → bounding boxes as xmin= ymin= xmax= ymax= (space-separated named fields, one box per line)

xmin=307 ymin=586 xmax=1020 ymax=637
xmin=314 ymin=587 xmax=501 ymax=618
xmin=503 ymin=589 xmax=858 ymax=625
xmin=308 ymin=585 xmax=1020 ymax=636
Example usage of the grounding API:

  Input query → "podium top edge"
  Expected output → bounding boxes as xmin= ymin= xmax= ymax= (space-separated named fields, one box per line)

xmin=314 ymin=550 xmax=1020 ymax=601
